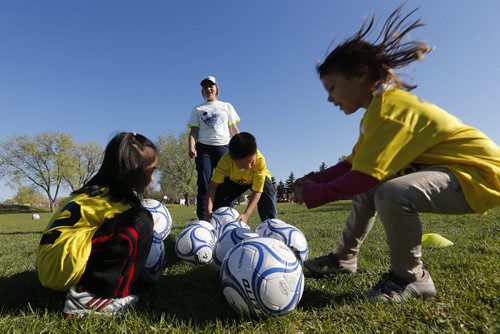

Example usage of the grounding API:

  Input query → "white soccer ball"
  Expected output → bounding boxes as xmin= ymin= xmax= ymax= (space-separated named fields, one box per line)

xmin=255 ymin=219 xmax=309 ymax=264
xmin=216 ymin=219 xmax=250 ymax=239
xmin=32 ymin=213 xmax=40 ymax=220
xmin=220 ymin=237 xmax=304 ymax=317
xmin=213 ymin=227 xmax=259 ymax=270
xmin=210 ymin=206 xmax=240 ymax=233
xmin=186 ymin=219 xmax=215 ymax=233
xmin=142 ymin=198 xmax=173 ymax=240
xmin=145 ymin=231 xmax=165 ymax=274
xmin=175 ymin=223 xmax=216 ymax=264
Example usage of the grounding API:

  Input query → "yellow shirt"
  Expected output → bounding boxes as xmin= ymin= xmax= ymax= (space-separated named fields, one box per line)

xmin=211 ymin=150 xmax=272 ymax=192
xmin=36 ymin=190 xmax=131 ymax=292
xmin=347 ymin=88 xmax=500 ymax=214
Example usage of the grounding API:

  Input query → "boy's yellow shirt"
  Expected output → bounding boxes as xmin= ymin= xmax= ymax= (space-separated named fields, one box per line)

xmin=36 ymin=189 xmax=131 ymax=292
xmin=211 ymin=150 xmax=272 ymax=192
xmin=346 ymin=88 xmax=500 ymax=214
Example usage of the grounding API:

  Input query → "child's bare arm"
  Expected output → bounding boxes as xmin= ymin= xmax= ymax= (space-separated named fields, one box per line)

xmin=239 ymin=191 xmax=262 ymax=223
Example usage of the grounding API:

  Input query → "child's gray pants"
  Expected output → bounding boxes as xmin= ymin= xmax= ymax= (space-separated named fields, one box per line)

xmin=336 ymin=167 xmax=474 ymax=281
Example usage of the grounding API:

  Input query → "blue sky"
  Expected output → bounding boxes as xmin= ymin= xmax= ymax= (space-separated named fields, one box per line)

xmin=1 ymin=0 xmax=499 ymax=201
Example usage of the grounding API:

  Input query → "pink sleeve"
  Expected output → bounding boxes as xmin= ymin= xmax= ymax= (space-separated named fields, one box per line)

xmin=308 ymin=160 xmax=352 ymax=183
xmin=302 ymin=170 xmax=379 ymax=208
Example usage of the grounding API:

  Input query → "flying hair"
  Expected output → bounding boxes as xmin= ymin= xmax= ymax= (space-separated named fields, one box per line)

xmin=317 ymin=5 xmax=433 ymax=90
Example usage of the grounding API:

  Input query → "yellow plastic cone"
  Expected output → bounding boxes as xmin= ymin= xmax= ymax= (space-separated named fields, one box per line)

xmin=421 ymin=233 xmax=454 ymax=248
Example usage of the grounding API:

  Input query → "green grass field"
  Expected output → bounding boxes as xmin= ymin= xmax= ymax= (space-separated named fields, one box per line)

xmin=0 ymin=202 xmax=498 ymax=333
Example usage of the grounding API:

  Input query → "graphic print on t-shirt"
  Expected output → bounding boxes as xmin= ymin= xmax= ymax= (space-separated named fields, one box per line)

xmin=201 ymin=111 xmax=219 ymax=127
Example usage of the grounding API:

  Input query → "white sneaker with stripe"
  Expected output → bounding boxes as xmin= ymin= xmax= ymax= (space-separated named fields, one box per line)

xmin=63 ymin=285 xmax=139 ymax=317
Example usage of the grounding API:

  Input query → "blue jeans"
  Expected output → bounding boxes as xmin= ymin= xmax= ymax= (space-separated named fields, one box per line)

xmin=214 ymin=177 xmax=277 ymax=221
xmin=195 ymin=142 xmax=229 ymax=221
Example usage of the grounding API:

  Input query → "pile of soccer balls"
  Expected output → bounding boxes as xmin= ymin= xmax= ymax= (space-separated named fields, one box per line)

xmin=175 ymin=207 xmax=308 ymax=317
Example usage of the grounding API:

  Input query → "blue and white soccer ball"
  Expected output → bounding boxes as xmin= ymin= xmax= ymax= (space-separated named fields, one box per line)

xmin=213 ymin=227 xmax=259 ymax=270
xmin=217 ymin=219 xmax=250 ymax=239
xmin=210 ymin=206 xmax=240 ymax=233
xmin=186 ymin=219 xmax=215 ymax=233
xmin=145 ymin=231 xmax=165 ymax=274
xmin=175 ymin=223 xmax=216 ymax=264
xmin=220 ymin=237 xmax=304 ymax=317
xmin=142 ymin=198 xmax=173 ymax=240
xmin=255 ymin=219 xmax=309 ymax=264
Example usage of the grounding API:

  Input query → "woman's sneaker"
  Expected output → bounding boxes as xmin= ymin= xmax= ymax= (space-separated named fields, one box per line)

xmin=364 ymin=270 xmax=437 ymax=303
xmin=304 ymin=253 xmax=357 ymax=276
xmin=63 ymin=286 xmax=139 ymax=317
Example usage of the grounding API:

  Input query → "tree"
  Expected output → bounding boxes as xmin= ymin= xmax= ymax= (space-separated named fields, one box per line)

xmin=13 ymin=185 xmax=40 ymax=206
xmin=319 ymin=162 xmax=327 ymax=171
xmin=276 ymin=180 xmax=286 ymax=201
xmin=63 ymin=141 xmax=104 ymax=191
xmin=338 ymin=155 xmax=348 ymax=163
xmin=285 ymin=171 xmax=296 ymax=201
xmin=0 ymin=132 xmax=75 ymax=212
xmin=156 ymin=130 xmax=197 ymax=205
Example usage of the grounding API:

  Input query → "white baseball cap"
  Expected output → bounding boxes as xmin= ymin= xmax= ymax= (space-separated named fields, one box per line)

xmin=200 ymin=76 xmax=217 ymax=86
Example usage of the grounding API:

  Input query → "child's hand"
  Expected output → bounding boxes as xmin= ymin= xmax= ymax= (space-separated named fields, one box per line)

xmin=238 ymin=213 xmax=250 ymax=223
xmin=188 ymin=148 xmax=197 ymax=159
xmin=294 ymin=187 xmax=305 ymax=205
xmin=295 ymin=175 xmax=315 ymax=187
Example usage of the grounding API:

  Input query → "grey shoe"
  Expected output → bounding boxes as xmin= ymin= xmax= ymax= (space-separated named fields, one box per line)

xmin=304 ymin=253 xmax=357 ymax=276
xmin=364 ymin=270 xmax=437 ymax=303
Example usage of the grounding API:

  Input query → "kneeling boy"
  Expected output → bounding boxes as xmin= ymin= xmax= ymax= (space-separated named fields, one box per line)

xmin=207 ymin=132 xmax=277 ymax=223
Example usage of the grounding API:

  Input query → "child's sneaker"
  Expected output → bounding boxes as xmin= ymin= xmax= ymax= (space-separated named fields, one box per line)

xmin=364 ymin=270 xmax=437 ymax=303
xmin=63 ymin=286 xmax=139 ymax=317
xmin=304 ymin=253 xmax=357 ymax=276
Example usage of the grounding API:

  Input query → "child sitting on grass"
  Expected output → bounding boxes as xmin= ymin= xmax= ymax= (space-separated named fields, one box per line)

xmin=37 ymin=132 xmax=160 ymax=316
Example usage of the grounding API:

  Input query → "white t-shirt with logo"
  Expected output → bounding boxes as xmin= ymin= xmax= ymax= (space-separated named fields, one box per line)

xmin=187 ymin=100 xmax=241 ymax=146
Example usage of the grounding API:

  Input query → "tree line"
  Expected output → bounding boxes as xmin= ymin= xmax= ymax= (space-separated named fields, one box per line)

xmin=0 ymin=131 xmax=341 ymax=211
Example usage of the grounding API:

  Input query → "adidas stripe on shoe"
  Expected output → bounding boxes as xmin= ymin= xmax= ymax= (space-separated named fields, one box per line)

xmin=63 ymin=286 xmax=139 ymax=317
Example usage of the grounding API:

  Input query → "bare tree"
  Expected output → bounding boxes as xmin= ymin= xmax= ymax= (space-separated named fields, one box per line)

xmin=156 ymin=130 xmax=197 ymax=205
xmin=0 ymin=132 xmax=75 ymax=212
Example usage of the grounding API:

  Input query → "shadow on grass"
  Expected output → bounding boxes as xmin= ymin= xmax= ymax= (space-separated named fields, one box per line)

xmin=140 ymin=264 xmax=240 ymax=323
xmin=0 ymin=232 xmax=43 ymax=236
xmin=139 ymin=235 xmax=240 ymax=322
xmin=300 ymin=285 xmax=360 ymax=310
xmin=0 ymin=271 xmax=65 ymax=314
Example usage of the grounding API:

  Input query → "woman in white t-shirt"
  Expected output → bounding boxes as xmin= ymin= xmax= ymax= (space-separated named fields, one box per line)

xmin=187 ymin=76 xmax=241 ymax=220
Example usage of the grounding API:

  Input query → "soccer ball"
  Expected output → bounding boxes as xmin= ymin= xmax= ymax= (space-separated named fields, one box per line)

xmin=213 ymin=227 xmax=259 ymax=269
xmin=217 ymin=219 xmax=250 ymax=239
xmin=175 ymin=223 xmax=216 ymax=264
xmin=210 ymin=206 xmax=240 ymax=232
xmin=142 ymin=198 xmax=173 ymax=240
xmin=220 ymin=237 xmax=304 ymax=317
xmin=145 ymin=231 xmax=165 ymax=274
xmin=255 ymin=219 xmax=309 ymax=263
xmin=32 ymin=213 xmax=40 ymax=220
xmin=186 ymin=219 xmax=215 ymax=233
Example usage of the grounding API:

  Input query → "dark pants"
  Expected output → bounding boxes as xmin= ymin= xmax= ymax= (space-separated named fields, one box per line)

xmin=214 ymin=177 xmax=277 ymax=221
xmin=195 ymin=142 xmax=229 ymax=221
xmin=78 ymin=207 xmax=155 ymax=298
